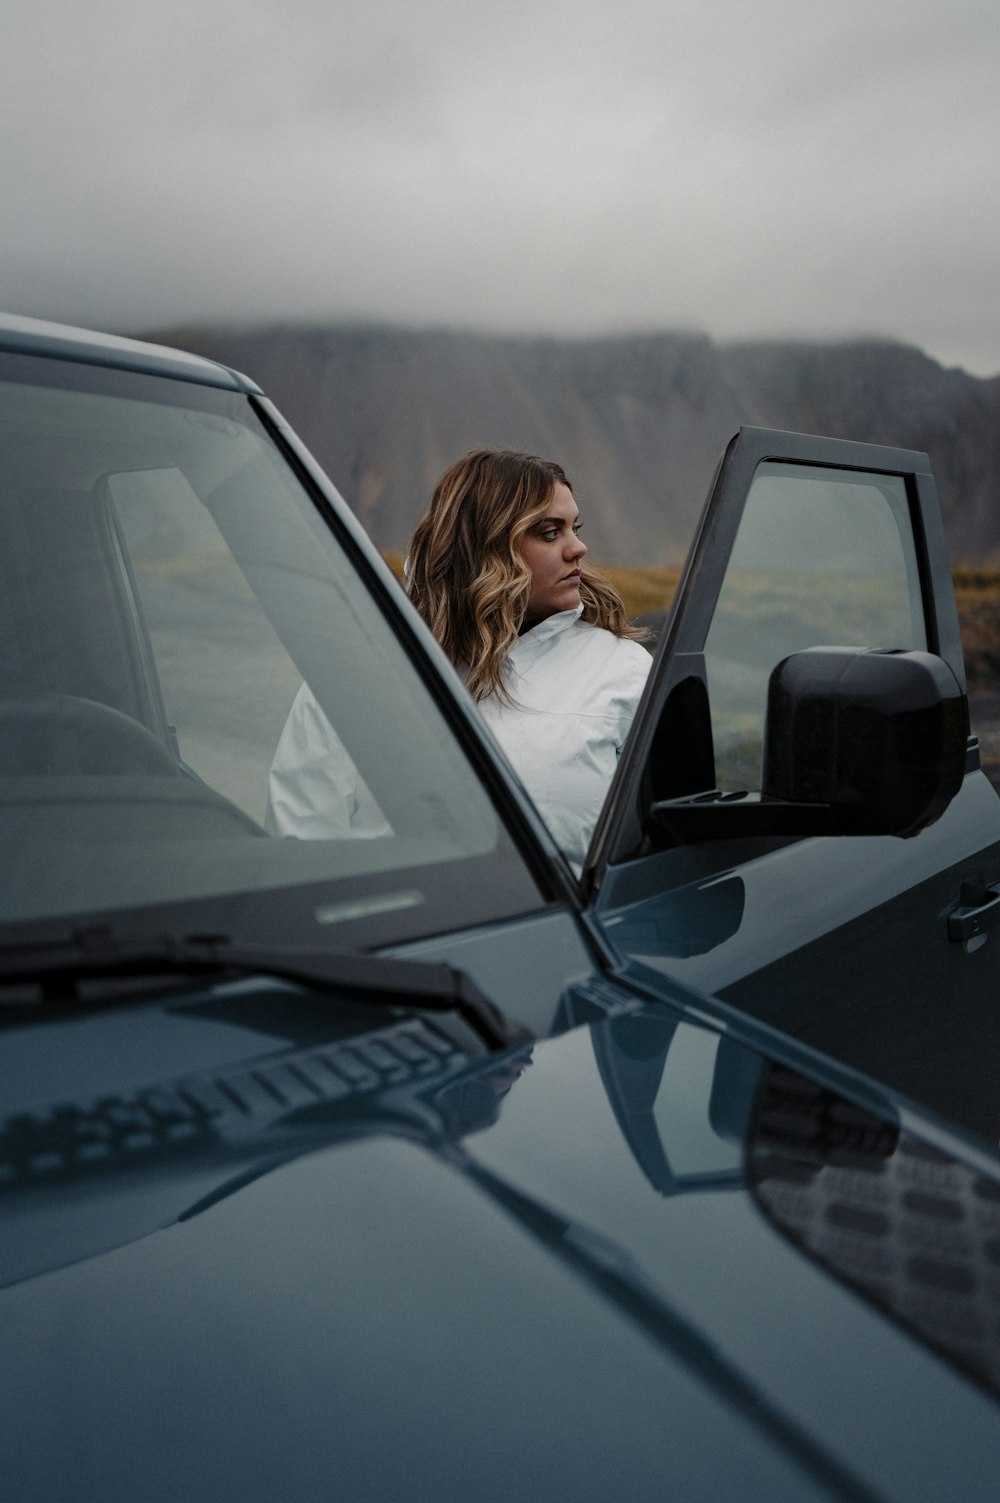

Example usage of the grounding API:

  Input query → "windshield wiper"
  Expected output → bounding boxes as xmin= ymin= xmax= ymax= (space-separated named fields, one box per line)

xmin=0 ymin=928 xmax=528 ymax=1050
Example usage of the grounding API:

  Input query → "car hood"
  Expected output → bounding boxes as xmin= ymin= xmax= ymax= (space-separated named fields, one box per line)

xmin=1 ymin=993 xmax=999 ymax=1502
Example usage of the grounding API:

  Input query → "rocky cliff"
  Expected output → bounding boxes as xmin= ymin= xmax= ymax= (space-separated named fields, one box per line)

xmin=154 ymin=324 xmax=1000 ymax=565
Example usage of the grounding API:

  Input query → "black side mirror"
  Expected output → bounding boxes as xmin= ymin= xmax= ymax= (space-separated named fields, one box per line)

xmin=763 ymin=647 xmax=968 ymax=836
xmin=650 ymin=647 xmax=968 ymax=842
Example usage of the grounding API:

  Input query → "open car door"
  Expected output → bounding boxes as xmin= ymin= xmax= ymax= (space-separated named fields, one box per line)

xmin=588 ymin=427 xmax=1000 ymax=1145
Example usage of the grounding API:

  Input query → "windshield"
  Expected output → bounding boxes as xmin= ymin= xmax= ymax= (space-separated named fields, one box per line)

xmin=0 ymin=351 xmax=543 ymax=949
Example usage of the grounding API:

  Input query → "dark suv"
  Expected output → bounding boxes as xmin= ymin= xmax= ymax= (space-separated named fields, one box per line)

xmin=3 ymin=312 xmax=1000 ymax=1503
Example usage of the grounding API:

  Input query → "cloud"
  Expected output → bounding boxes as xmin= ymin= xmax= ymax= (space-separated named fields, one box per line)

xmin=2 ymin=0 xmax=999 ymax=373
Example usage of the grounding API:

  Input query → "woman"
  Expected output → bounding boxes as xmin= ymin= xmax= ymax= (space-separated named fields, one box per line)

xmin=406 ymin=450 xmax=651 ymax=872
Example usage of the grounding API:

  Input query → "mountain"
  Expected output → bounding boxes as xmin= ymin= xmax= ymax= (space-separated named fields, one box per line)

xmin=150 ymin=324 xmax=1000 ymax=565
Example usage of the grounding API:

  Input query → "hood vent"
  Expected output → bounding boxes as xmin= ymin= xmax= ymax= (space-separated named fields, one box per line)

xmin=0 ymin=1017 xmax=468 ymax=1190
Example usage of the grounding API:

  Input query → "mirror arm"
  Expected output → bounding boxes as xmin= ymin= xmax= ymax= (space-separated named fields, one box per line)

xmin=649 ymin=791 xmax=837 ymax=842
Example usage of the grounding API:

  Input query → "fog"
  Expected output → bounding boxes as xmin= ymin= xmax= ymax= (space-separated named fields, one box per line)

xmin=3 ymin=0 xmax=999 ymax=374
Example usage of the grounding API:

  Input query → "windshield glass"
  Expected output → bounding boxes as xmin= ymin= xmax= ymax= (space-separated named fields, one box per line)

xmin=0 ymin=352 xmax=543 ymax=949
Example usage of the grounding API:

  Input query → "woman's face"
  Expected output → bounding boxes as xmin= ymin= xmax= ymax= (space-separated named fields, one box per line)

xmin=520 ymin=482 xmax=588 ymax=627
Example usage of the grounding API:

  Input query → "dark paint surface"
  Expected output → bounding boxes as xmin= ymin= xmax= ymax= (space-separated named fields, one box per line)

xmin=460 ymin=1019 xmax=1000 ymax=1501
xmin=601 ymin=772 xmax=1000 ymax=1143
xmin=0 ymin=1130 xmax=830 ymax=1503
xmin=748 ymin=1063 xmax=1000 ymax=1396
xmin=2 ymin=977 xmax=1000 ymax=1502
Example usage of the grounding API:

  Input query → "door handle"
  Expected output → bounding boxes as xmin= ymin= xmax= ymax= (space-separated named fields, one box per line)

xmin=947 ymin=880 xmax=1000 ymax=942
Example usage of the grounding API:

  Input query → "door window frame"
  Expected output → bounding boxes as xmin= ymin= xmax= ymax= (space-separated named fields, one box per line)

xmin=587 ymin=426 xmax=966 ymax=884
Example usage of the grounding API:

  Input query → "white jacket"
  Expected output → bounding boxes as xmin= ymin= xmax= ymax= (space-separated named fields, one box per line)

xmin=266 ymin=606 xmax=651 ymax=871
xmin=475 ymin=607 xmax=652 ymax=872
xmin=266 ymin=685 xmax=391 ymax=840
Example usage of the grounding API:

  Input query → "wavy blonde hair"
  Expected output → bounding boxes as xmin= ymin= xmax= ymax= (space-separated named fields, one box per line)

xmin=406 ymin=449 xmax=645 ymax=702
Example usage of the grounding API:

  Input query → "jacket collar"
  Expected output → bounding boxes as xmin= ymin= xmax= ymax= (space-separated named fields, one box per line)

xmin=515 ymin=604 xmax=584 ymax=648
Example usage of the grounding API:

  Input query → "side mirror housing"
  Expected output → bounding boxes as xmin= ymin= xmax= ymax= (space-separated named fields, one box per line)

xmin=650 ymin=647 xmax=968 ymax=842
xmin=763 ymin=647 xmax=968 ymax=836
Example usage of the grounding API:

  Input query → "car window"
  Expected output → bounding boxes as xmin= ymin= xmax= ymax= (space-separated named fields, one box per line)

xmin=703 ymin=462 xmax=926 ymax=788
xmin=0 ymin=355 xmax=544 ymax=949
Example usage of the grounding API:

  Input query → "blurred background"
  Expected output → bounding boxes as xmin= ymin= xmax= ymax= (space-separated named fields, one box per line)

xmin=4 ymin=0 xmax=1000 ymax=766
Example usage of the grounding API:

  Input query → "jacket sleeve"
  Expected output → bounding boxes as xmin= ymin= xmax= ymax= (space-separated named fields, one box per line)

xmin=615 ymin=641 xmax=654 ymax=754
xmin=265 ymin=683 xmax=391 ymax=840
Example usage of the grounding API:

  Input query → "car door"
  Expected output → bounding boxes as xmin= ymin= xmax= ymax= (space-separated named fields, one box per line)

xmin=588 ymin=426 xmax=1000 ymax=1145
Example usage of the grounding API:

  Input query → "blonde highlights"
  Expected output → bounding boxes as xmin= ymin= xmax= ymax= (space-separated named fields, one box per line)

xmin=406 ymin=450 xmax=645 ymax=702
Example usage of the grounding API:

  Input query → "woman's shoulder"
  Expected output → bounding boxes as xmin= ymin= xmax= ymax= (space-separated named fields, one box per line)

xmin=572 ymin=621 xmax=653 ymax=672
xmin=533 ymin=622 xmax=652 ymax=713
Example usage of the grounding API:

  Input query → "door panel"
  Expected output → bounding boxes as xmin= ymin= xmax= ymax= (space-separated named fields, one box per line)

xmin=719 ymin=837 xmax=1000 ymax=1141
xmin=595 ymin=427 xmax=1000 ymax=1145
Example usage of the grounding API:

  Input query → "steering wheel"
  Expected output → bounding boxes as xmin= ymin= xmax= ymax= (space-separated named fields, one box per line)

xmin=0 ymin=694 xmax=182 ymax=776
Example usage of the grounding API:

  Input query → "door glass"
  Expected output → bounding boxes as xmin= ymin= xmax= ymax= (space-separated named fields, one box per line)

xmin=703 ymin=462 xmax=926 ymax=789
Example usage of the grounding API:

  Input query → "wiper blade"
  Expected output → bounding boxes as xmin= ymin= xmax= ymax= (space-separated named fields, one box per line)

xmin=0 ymin=929 xmax=529 ymax=1050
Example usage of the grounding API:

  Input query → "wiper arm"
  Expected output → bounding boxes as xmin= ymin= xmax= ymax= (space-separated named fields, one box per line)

xmin=0 ymin=929 xmax=529 ymax=1050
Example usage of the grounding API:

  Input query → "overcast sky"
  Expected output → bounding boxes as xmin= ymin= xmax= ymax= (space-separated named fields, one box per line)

xmin=3 ymin=0 xmax=999 ymax=374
